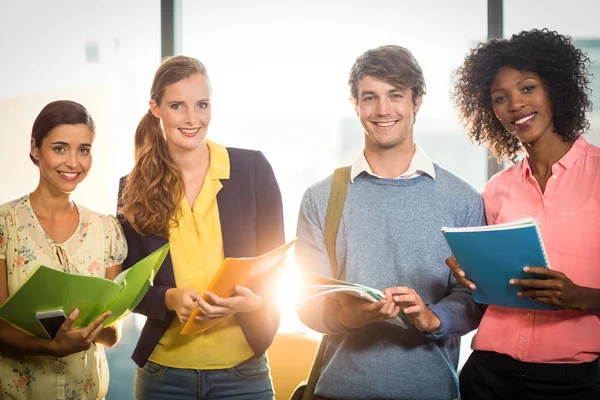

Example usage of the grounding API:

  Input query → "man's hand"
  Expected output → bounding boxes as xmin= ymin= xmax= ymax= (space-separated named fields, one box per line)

xmin=335 ymin=292 xmax=400 ymax=329
xmin=445 ymin=256 xmax=476 ymax=290
xmin=510 ymin=267 xmax=593 ymax=311
xmin=165 ymin=288 xmax=203 ymax=323
xmin=385 ymin=287 xmax=440 ymax=333
xmin=50 ymin=309 xmax=112 ymax=357
xmin=194 ymin=286 xmax=263 ymax=320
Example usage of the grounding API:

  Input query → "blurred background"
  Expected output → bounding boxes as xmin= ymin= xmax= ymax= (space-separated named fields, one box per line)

xmin=1 ymin=0 xmax=599 ymax=398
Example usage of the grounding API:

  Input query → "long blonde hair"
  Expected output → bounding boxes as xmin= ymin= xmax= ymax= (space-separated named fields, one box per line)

xmin=120 ymin=56 xmax=208 ymax=237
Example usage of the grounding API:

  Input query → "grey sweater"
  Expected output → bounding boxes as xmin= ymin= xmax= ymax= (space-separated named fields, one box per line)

xmin=296 ymin=165 xmax=485 ymax=400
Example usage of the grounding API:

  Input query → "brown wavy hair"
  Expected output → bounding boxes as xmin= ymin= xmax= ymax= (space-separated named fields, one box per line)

xmin=348 ymin=45 xmax=426 ymax=106
xmin=119 ymin=56 xmax=208 ymax=237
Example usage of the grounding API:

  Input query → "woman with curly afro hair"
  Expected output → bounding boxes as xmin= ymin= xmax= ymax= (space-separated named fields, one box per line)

xmin=447 ymin=29 xmax=600 ymax=399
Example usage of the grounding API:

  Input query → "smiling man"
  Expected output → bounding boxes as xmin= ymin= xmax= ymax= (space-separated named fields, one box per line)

xmin=295 ymin=45 xmax=485 ymax=400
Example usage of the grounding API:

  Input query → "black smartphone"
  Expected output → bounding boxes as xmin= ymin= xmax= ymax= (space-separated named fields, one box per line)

xmin=35 ymin=309 xmax=67 ymax=339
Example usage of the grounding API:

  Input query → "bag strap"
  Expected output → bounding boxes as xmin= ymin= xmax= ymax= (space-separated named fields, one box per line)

xmin=300 ymin=340 xmax=326 ymax=400
xmin=323 ymin=166 xmax=351 ymax=279
xmin=301 ymin=166 xmax=351 ymax=400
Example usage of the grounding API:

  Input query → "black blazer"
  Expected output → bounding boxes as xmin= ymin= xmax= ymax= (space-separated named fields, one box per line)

xmin=118 ymin=148 xmax=285 ymax=367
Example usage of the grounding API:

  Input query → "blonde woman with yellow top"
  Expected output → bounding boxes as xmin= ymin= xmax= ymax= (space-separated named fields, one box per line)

xmin=118 ymin=56 xmax=285 ymax=400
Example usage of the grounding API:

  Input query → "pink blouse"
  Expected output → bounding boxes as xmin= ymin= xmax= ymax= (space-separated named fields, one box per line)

xmin=472 ymin=136 xmax=600 ymax=363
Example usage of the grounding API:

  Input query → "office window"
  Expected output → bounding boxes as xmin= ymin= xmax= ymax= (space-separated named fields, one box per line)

xmin=0 ymin=0 xmax=160 ymax=211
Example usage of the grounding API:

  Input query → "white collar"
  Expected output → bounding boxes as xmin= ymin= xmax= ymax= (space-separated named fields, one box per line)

xmin=350 ymin=143 xmax=436 ymax=183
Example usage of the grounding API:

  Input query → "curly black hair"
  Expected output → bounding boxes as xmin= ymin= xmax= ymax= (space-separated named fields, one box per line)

xmin=453 ymin=29 xmax=593 ymax=162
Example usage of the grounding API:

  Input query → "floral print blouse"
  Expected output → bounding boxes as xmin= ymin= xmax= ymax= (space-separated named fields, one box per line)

xmin=0 ymin=195 xmax=127 ymax=400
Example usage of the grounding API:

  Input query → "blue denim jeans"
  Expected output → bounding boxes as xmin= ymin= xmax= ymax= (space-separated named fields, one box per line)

xmin=134 ymin=355 xmax=274 ymax=400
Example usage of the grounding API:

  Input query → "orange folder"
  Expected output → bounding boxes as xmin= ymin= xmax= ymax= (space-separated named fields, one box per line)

xmin=180 ymin=238 xmax=297 ymax=335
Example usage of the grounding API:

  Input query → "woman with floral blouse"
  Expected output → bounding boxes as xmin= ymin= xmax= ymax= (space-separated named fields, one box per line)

xmin=0 ymin=100 xmax=127 ymax=400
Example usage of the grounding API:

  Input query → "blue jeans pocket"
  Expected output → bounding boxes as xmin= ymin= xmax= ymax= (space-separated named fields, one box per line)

xmin=228 ymin=355 xmax=270 ymax=380
xmin=138 ymin=361 xmax=165 ymax=378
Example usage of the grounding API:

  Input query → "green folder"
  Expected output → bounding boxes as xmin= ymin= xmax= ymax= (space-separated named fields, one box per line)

xmin=0 ymin=243 xmax=169 ymax=338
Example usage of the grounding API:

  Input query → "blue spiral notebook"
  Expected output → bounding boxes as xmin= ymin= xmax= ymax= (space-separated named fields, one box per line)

xmin=442 ymin=218 xmax=553 ymax=310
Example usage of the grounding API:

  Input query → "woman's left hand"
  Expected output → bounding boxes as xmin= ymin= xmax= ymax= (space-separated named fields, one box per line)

xmin=194 ymin=286 xmax=263 ymax=320
xmin=510 ymin=267 xmax=588 ymax=310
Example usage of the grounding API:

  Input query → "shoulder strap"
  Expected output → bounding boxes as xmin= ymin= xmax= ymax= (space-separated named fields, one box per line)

xmin=300 ymin=166 xmax=350 ymax=400
xmin=323 ymin=166 xmax=351 ymax=279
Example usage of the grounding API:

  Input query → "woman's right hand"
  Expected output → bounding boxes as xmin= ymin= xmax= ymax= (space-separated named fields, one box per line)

xmin=445 ymin=256 xmax=477 ymax=290
xmin=50 ymin=309 xmax=112 ymax=358
xmin=165 ymin=288 xmax=203 ymax=323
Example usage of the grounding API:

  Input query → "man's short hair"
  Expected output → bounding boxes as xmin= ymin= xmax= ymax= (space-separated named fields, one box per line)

xmin=349 ymin=45 xmax=426 ymax=105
